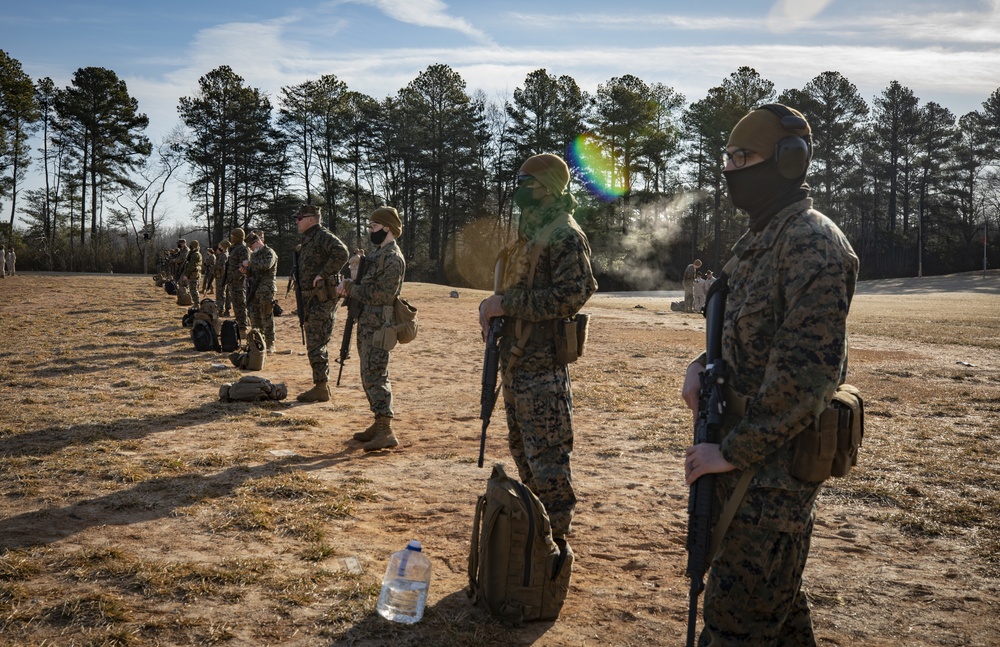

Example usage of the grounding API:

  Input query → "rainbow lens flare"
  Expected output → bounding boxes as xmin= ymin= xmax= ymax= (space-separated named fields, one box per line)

xmin=568 ymin=133 xmax=626 ymax=202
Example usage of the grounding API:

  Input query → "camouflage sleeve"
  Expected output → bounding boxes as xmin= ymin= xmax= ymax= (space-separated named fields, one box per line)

xmin=249 ymin=247 xmax=276 ymax=274
xmin=320 ymin=234 xmax=350 ymax=280
xmin=502 ymin=228 xmax=596 ymax=322
xmin=720 ymin=220 xmax=858 ymax=470
xmin=351 ymin=249 xmax=404 ymax=306
xmin=184 ymin=252 xmax=201 ymax=277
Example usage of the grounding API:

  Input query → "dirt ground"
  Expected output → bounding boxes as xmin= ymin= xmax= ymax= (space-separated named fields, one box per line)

xmin=1 ymin=271 xmax=999 ymax=646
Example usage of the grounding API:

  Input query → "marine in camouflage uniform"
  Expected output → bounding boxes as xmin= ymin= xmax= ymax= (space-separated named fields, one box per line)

xmin=244 ymin=232 xmax=278 ymax=352
xmin=226 ymin=229 xmax=250 ymax=336
xmin=480 ymin=154 xmax=597 ymax=541
xmin=683 ymin=259 xmax=701 ymax=312
xmin=292 ymin=205 xmax=350 ymax=403
xmin=173 ymin=239 xmax=189 ymax=281
xmin=215 ymin=240 xmax=231 ymax=315
xmin=337 ymin=207 xmax=406 ymax=451
xmin=183 ymin=240 xmax=202 ymax=305
xmin=682 ymin=105 xmax=859 ymax=646
xmin=202 ymin=249 xmax=216 ymax=294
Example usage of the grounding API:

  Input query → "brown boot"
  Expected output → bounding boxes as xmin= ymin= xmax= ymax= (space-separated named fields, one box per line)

xmin=363 ymin=416 xmax=398 ymax=451
xmin=353 ymin=418 xmax=380 ymax=442
xmin=296 ymin=382 xmax=330 ymax=403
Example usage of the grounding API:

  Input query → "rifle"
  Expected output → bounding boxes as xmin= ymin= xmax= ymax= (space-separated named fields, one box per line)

xmin=334 ymin=256 xmax=369 ymax=386
xmin=289 ymin=248 xmax=306 ymax=344
xmin=685 ymin=281 xmax=729 ymax=647
xmin=478 ymin=257 xmax=505 ymax=468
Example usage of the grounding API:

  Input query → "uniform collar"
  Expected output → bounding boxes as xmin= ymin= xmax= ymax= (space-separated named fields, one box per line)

xmin=733 ymin=197 xmax=812 ymax=255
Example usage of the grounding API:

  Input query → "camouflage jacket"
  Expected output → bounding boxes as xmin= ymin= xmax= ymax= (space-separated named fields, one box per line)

xmin=499 ymin=210 xmax=597 ymax=372
xmin=227 ymin=242 xmax=249 ymax=283
xmin=203 ymin=253 xmax=216 ymax=275
xmin=247 ymin=245 xmax=278 ymax=300
xmin=214 ymin=251 xmax=228 ymax=279
xmin=183 ymin=250 xmax=201 ymax=280
xmin=350 ymin=241 xmax=405 ymax=332
xmin=173 ymin=248 xmax=189 ymax=275
xmin=716 ymin=197 xmax=858 ymax=491
xmin=297 ymin=224 xmax=349 ymax=291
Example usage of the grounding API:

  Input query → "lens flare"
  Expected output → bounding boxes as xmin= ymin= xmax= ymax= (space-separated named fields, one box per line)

xmin=568 ymin=133 xmax=626 ymax=202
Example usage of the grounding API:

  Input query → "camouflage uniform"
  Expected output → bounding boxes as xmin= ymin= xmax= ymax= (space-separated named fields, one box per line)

xmin=183 ymin=248 xmax=202 ymax=305
xmin=297 ymin=224 xmax=350 ymax=384
xmin=498 ymin=211 xmax=597 ymax=539
xmin=683 ymin=262 xmax=698 ymax=312
xmin=173 ymin=245 xmax=189 ymax=280
xmin=350 ymin=240 xmax=405 ymax=418
xmin=699 ymin=198 xmax=858 ymax=646
xmin=227 ymin=242 xmax=250 ymax=334
xmin=215 ymin=248 xmax=231 ymax=313
xmin=202 ymin=251 xmax=216 ymax=293
xmin=247 ymin=244 xmax=278 ymax=347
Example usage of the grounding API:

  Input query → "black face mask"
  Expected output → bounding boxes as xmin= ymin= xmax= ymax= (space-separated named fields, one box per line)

xmin=513 ymin=185 xmax=543 ymax=210
xmin=370 ymin=229 xmax=388 ymax=246
xmin=724 ymin=161 xmax=808 ymax=231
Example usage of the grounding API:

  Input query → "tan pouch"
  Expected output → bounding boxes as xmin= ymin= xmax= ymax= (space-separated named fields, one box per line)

xmin=372 ymin=326 xmax=398 ymax=351
xmin=575 ymin=313 xmax=590 ymax=358
xmin=555 ymin=317 xmax=578 ymax=365
xmin=313 ymin=277 xmax=329 ymax=303
xmin=791 ymin=384 xmax=864 ymax=482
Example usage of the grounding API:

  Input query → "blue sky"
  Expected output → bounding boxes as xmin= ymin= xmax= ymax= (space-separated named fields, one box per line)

xmin=3 ymin=0 xmax=1000 ymax=225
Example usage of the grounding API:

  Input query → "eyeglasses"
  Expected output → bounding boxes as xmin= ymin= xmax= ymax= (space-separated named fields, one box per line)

xmin=516 ymin=174 xmax=535 ymax=185
xmin=722 ymin=148 xmax=754 ymax=169
xmin=295 ymin=215 xmax=313 ymax=222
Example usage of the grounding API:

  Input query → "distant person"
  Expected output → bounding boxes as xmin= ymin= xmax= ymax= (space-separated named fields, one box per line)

xmin=337 ymin=207 xmax=406 ymax=451
xmin=683 ymin=258 xmax=702 ymax=312
xmin=227 ymin=229 xmax=251 ymax=339
xmin=243 ymin=232 xmax=278 ymax=354
xmin=0 ymin=245 xmax=5 ymax=278
xmin=680 ymin=104 xmax=859 ymax=645
xmin=216 ymin=240 xmax=231 ymax=316
xmin=182 ymin=240 xmax=202 ymax=305
xmin=692 ymin=272 xmax=707 ymax=313
xmin=704 ymin=270 xmax=716 ymax=290
xmin=202 ymin=248 xmax=216 ymax=294
xmin=5 ymin=246 xmax=14 ymax=277
xmin=173 ymin=239 xmax=189 ymax=280
xmin=293 ymin=205 xmax=350 ymax=403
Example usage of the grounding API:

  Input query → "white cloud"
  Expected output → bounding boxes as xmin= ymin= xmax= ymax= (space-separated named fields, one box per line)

xmin=345 ymin=0 xmax=493 ymax=44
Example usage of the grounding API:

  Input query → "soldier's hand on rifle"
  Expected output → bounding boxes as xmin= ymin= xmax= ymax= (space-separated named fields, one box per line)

xmin=312 ymin=274 xmax=324 ymax=288
xmin=479 ymin=295 xmax=504 ymax=341
xmin=682 ymin=361 xmax=705 ymax=412
xmin=336 ymin=279 xmax=352 ymax=297
xmin=684 ymin=443 xmax=735 ymax=486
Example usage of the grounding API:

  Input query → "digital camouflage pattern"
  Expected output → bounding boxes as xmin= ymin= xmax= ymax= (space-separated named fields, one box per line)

xmin=297 ymin=224 xmax=349 ymax=384
xmin=183 ymin=249 xmax=202 ymax=306
xmin=215 ymin=249 xmax=230 ymax=312
xmin=247 ymin=244 xmax=278 ymax=345
xmin=700 ymin=197 xmax=858 ymax=646
xmin=202 ymin=252 xmax=216 ymax=292
xmin=498 ymin=211 xmax=597 ymax=538
xmin=350 ymin=240 xmax=405 ymax=417
xmin=227 ymin=242 xmax=250 ymax=333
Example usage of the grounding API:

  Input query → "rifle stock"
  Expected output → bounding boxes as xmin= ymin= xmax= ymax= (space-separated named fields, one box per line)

xmin=685 ymin=282 xmax=728 ymax=647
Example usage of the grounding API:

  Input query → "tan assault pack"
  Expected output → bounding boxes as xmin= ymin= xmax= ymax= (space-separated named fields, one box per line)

xmin=229 ymin=329 xmax=266 ymax=371
xmin=219 ymin=375 xmax=287 ymax=402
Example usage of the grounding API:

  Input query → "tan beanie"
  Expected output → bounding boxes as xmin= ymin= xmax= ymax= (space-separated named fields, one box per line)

xmin=371 ymin=207 xmax=402 ymax=238
xmin=189 ymin=240 xmax=200 ymax=251
xmin=728 ymin=105 xmax=810 ymax=157
xmin=230 ymin=228 xmax=245 ymax=244
xmin=218 ymin=239 xmax=231 ymax=250
xmin=519 ymin=154 xmax=570 ymax=197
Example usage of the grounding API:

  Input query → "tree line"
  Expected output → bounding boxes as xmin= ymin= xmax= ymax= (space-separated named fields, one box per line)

xmin=2 ymin=48 xmax=999 ymax=286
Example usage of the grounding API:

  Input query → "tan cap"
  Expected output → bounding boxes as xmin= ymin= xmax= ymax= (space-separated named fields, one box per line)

xmin=728 ymin=105 xmax=810 ymax=156
xmin=371 ymin=206 xmax=402 ymax=238
xmin=296 ymin=204 xmax=321 ymax=219
xmin=230 ymin=228 xmax=245 ymax=244
xmin=518 ymin=154 xmax=570 ymax=197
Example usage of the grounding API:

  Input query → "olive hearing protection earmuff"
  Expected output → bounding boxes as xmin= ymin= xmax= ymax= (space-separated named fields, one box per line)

xmin=758 ymin=104 xmax=812 ymax=180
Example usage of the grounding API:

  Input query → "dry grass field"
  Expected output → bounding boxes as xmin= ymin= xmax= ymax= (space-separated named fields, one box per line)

xmin=0 ymin=271 xmax=998 ymax=646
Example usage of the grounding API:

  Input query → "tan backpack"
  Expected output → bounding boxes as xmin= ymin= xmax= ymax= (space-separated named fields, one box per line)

xmin=220 ymin=375 xmax=287 ymax=402
xmin=229 ymin=329 xmax=265 ymax=371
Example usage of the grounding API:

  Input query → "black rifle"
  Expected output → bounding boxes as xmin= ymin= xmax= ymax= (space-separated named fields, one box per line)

xmin=478 ymin=317 xmax=504 ymax=468
xmin=334 ymin=256 xmax=368 ymax=386
xmin=289 ymin=248 xmax=306 ymax=344
xmin=685 ymin=281 xmax=729 ymax=647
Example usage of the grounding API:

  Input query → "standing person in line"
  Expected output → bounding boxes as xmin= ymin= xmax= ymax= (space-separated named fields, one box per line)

xmin=243 ymin=231 xmax=278 ymax=354
xmin=478 ymin=153 xmax=597 ymax=550
xmin=683 ymin=258 xmax=702 ymax=313
xmin=182 ymin=240 xmax=202 ymax=305
xmin=681 ymin=104 xmax=858 ymax=646
xmin=692 ymin=271 xmax=707 ymax=314
xmin=173 ymin=239 xmax=189 ymax=280
xmin=293 ymin=205 xmax=350 ymax=403
xmin=336 ymin=207 xmax=405 ymax=451
xmin=227 ymin=228 xmax=251 ymax=338
xmin=216 ymin=240 xmax=231 ymax=316
xmin=202 ymin=248 xmax=216 ymax=294
xmin=5 ymin=246 xmax=13 ymax=277
xmin=0 ymin=245 xmax=6 ymax=278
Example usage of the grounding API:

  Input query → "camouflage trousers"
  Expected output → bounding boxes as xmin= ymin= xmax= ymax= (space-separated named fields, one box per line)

xmin=357 ymin=322 xmax=393 ymax=418
xmin=229 ymin=281 xmax=248 ymax=332
xmin=303 ymin=297 xmax=338 ymax=384
xmin=220 ymin=281 xmax=232 ymax=312
xmin=248 ymin=291 xmax=275 ymax=345
xmin=699 ymin=485 xmax=820 ymax=647
xmin=202 ymin=274 xmax=215 ymax=293
xmin=185 ymin=276 xmax=200 ymax=308
xmin=502 ymin=364 xmax=576 ymax=538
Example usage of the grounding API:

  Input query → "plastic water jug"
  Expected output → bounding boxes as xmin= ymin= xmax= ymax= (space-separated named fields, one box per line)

xmin=376 ymin=540 xmax=431 ymax=624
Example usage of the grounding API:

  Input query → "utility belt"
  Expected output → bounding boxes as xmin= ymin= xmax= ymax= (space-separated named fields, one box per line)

xmin=309 ymin=275 xmax=341 ymax=303
xmin=722 ymin=383 xmax=864 ymax=482
xmin=503 ymin=313 xmax=590 ymax=367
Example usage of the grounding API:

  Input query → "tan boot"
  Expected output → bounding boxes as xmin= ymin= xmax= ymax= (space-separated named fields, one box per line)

xmin=353 ymin=418 xmax=380 ymax=442
xmin=296 ymin=382 xmax=330 ymax=403
xmin=363 ymin=416 xmax=398 ymax=451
